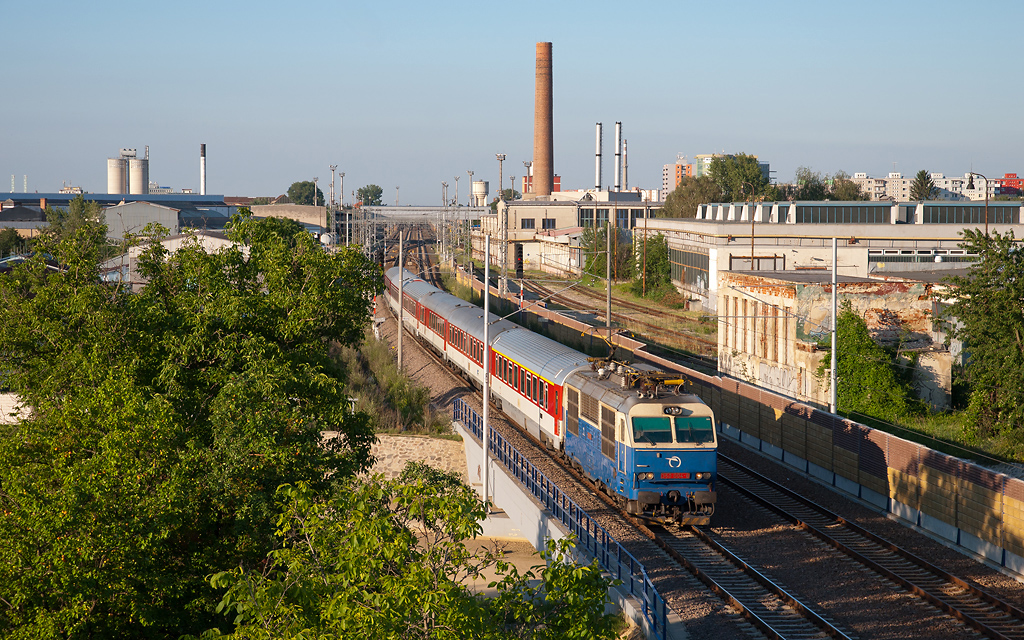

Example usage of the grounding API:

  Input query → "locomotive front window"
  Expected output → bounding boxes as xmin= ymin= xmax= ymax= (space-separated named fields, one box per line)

xmin=674 ymin=416 xmax=715 ymax=444
xmin=632 ymin=416 xmax=673 ymax=444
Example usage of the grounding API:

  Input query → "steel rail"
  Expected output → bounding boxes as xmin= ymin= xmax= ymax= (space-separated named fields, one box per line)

xmin=719 ymin=454 xmax=1024 ymax=640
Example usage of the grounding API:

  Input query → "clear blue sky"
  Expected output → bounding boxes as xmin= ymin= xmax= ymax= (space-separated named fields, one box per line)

xmin=3 ymin=0 xmax=1022 ymax=204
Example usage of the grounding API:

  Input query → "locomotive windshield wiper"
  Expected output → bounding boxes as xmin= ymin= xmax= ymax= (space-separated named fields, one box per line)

xmin=636 ymin=432 xmax=655 ymax=445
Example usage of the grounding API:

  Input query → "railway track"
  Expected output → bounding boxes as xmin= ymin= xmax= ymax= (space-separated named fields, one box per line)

xmin=520 ymin=278 xmax=718 ymax=368
xmin=384 ymin=225 xmax=441 ymax=287
xmin=718 ymin=454 xmax=1024 ymax=640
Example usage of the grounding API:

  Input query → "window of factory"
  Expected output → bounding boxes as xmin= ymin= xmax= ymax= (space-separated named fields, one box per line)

xmin=579 ymin=208 xmax=594 ymax=227
xmin=521 ymin=218 xmax=535 ymax=230
xmin=596 ymin=209 xmax=609 ymax=226
xmin=542 ymin=218 xmax=556 ymax=230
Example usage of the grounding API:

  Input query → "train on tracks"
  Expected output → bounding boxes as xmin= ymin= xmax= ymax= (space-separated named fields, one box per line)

xmin=384 ymin=266 xmax=717 ymax=525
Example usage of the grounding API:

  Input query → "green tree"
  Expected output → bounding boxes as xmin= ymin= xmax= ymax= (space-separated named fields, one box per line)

xmin=357 ymin=184 xmax=384 ymax=206
xmin=0 ymin=227 xmax=27 ymax=257
xmin=187 ymin=469 xmax=620 ymax=640
xmin=659 ymin=175 xmax=724 ymax=218
xmin=941 ymin=229 xmax=1024 ymax=437
xmin=830 ymin=170 xmax=868 ymax=201
xmin=286 ymin=180 xmax=325 ymax=206
xmin=793 ymin=167 xmax=828 ymax=200
xmin=42 ymin=194 xmax=105 ymax=244
xmin=0 ymin=210 xmax=382 ymax=638
xmin=489 ymin=188 xmax=522 ymax=212
xmin=631 ymin=233 xmax=670 ymax=297
xmin=707 ymin=154 xmax=771 ymax=202
xmin=581 ymin=223 xmax=632 ymax=282
xmin=910 ymin=169 xmax=939 ymax=201
xmin=818 ymin=300 xmax=921 ymax=424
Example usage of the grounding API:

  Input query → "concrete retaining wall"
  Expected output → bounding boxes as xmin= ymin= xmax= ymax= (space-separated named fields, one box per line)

xmin=367 ymin=434 xmax=467 ymax=482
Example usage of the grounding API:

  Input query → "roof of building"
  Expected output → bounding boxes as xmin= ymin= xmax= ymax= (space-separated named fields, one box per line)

xmin=0 ymin=205 xmax=45 ymax=221
xmin=723 ymin=270 xmax=879 ymax=285
xmin=0 ymin=193 xmax=227 ymax=209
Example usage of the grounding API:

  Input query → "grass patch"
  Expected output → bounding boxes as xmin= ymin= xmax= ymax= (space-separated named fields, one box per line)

xmin=335 ymin=332 xmax=453 ymax=437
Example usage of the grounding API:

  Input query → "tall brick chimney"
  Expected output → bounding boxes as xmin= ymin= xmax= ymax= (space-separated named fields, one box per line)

xmin=533 ymin=42 xmax=553 ymax=197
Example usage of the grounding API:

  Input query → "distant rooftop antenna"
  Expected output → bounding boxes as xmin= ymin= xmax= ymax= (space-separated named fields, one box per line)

xmin=10 ymin=175 xmax=13 ymax=193
xmin=23 ymin=175 xmax=27 ymax=193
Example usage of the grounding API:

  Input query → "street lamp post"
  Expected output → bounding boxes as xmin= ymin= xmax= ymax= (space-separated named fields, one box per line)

xmin=454 ymin=175 xmax=459 ymax=210
xmin=467 ymin=170 xmax=474 ymax=206
xmin=966 ymin=171 xmax=990 ymax=236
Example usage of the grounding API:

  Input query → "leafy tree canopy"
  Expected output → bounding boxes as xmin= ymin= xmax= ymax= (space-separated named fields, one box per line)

xmin=941 ymin=229 xmax=1024 ymax=437
xmin=581 ymin=224 xmax=632 ymax=282
xmin=659 ymin=175 xmax=724 ymax=218
xmin=0 ymin=210 xmax=382 ymax=638
xmin=186 ymin=466 xmax=620 ymax=640
xmin=818 ymin=300 xmax=922 ymax=424
xmin=632 ymin=232 xmax=670 ymax=296
xmin=42 ymin=194 xmax=105 ymax=244
xmin=830 ymin=170 xmax=869 ymax=201
xmin=783 ymin=167 xmax=867 ymax=201
xmin=910 ymin=169 xmax=939 ymax=201
xmin=357 ymin=184 xmax=384 ymax=206
xmin=707 ymin=153 xmax=774 ymax=202
xmin=286 ymin=180 xmax=325 ymax=206
xmin=0 ymin=227 xmax=28 ymax=257
xmin=489 ymin=188 xmax=522 ymax=212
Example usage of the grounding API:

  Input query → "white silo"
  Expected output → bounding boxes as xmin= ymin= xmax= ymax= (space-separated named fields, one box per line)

xmin=107 ymin=157 xmax=127 ymax=194
xmin=471 ymin=180 xmax=489 ymax=207
xmin=128 ymin=158 xmax=149 ymax=194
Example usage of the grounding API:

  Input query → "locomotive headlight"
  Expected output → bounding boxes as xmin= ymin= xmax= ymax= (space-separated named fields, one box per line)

xmin=636 ymin=472 xmax=655 ymax=481
xmin=663 ymin=406 xmax=683 ymax=416
xmin=694 ymin=472 xmax=711 ymax=480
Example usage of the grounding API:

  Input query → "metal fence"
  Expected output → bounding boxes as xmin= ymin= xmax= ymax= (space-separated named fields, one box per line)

xmin=453 ymin=398 xmax=669 ymax=639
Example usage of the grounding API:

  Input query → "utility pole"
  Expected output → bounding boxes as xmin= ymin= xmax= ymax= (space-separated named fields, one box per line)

xmin=496 ymin=153 xmax=507 ymax=294
xmin=606 ymin=218 xmax=612 ymax=336
xmin=454 ymin=175 xmax=459 ymax=210
xmin=330 ymin=165 xmax=337 ymax=241
xmin=467 ymin=170 xmax=474 ymax=206
xmin=398 ymin=231 xmax=404 ymax=372
xmin=442 ymin=181 xmax=448 ymax=262
xmin=830 ymin=237 xmax=837 ymax=413
xmin=313 ymin=177 xmax=320 ymax=236
xmin=396 ymin=186 xmax=399 ymax=207
xmin=482 ymin=235 xmax=491 ymax=511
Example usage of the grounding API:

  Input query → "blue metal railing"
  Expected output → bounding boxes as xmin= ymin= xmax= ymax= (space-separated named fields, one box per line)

xmin=453 ymin=398 xmax=669 ymax=639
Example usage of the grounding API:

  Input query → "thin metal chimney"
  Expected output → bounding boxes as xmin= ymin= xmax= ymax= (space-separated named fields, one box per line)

xmin=623 ymin=138 xmax=628 ymax=191
xmin=595 ymin=122 xmax=602 ymax=190
xmin=614 ymin=122 xmax=622 ymax=192
xmin=532 ymin=42 xmax=553 ymax=197
xmin=200 ymin=144 xmax=207 ymax=195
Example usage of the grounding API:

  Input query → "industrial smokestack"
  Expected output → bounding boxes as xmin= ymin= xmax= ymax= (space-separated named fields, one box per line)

xmin=200 ymin=144 xmax=207 ymax=195
xmin=532 ymin=42 xmax=553 ymax=197
xmin=595 ymin=122 xmax=602 ymax=190
xmin=614 ymin=122 xmax=622 ymax=192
